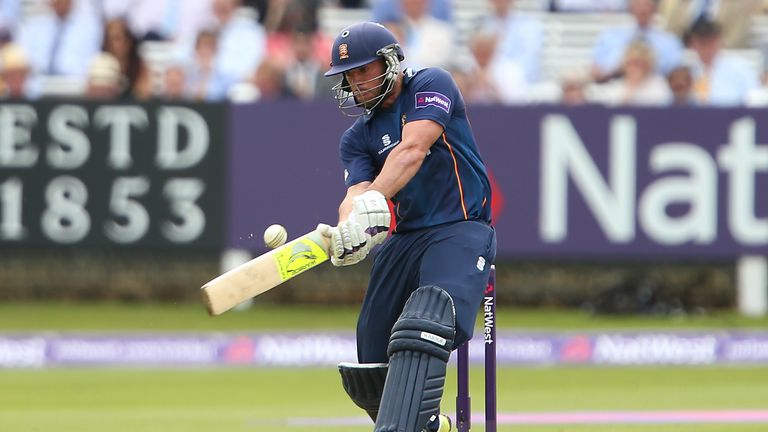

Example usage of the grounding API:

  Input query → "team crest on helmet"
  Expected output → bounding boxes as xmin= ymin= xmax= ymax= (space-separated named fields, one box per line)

xmin=339 ymin=43 xmax=349 ymax=59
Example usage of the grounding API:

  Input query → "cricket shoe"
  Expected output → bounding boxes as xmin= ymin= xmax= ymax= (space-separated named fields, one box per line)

xmin=425 ymin=414 xmax=452 ymax=432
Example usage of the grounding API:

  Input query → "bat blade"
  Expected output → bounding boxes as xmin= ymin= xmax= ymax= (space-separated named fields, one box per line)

xmin=201 ymin=228 xmax=330 ymax=315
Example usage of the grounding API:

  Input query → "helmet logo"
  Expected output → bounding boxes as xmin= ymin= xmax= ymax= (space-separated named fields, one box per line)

xmin=338 ymin=43 xmax=349 ymax=60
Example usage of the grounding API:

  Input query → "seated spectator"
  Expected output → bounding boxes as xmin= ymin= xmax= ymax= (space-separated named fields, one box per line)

xmin=659 ymin=0 xmax=757 ymax=49
xmin=592 ymin=0 xmax=683 ymax=82
xmin=258 ymin=0 xmax=321 ymax=34
xmin=0 ymin=0 xmax=21 ymax=43
xmin=213 ymin=0 xmax=267 ymax=89
xmin=227 ymin=58 xmax=294 ymax=102
xmin=461 ymin=30 xmax=527 ymax=105
xmin=117 ymin=0 xmax=214 ymax=53
xmin=185 ymin=30 xmax=228 ymax=100
xmin=372 ymin=0 xmax=452 ymax=24
xmin=283 ymin=31 xmax=332 ymax=101
xmin=102 ymin=18 xmax=144 ymax=98
xmin=85 ymin=52 xmax=125 ymax=99
xmin=598 ymin=40 xmax=671 ymax=105
xmin=559 ymin=67 xmax=591 ymax=105
xmin=17 ymin=0 xmax=103 ymax=78
xmin=667 ymin=64 xmax=695 ymax=105
xmin=162 ymin=64 xmax=187 ymax=99
xmin=386 ymin=0 xmax=454 ymax=70
xmin=687 ymin=18 xmax=760 ymax=105
xmin=0 ymin=43 xmax=33 ymax=99
xmin=475 ymin=0 xmax=543 ymax=83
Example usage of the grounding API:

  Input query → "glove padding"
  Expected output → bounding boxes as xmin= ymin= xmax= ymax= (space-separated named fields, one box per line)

xmin=317 ymin=190 xmax=390 ymax=267
xmin=351 ymin=190 xmax=390 ymax=247
xmin=317 ymin=222 xmax=367 ymax=267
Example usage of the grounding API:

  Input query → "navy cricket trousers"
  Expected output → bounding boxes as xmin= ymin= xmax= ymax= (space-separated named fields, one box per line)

xmin=356 ymin=220 xmax=497 ymax=363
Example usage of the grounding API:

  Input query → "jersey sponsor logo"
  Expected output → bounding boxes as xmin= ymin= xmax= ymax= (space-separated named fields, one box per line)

xmin=378 ymin=133 xmax=400 ymax=154
xmin=415 ymin=91 xmax=451 ymax=113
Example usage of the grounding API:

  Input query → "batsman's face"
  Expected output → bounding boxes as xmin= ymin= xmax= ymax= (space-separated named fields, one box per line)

xmin=345 ymin=59 xmax=387 ymax=108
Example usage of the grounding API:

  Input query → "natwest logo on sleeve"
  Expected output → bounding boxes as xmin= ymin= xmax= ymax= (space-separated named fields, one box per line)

xmin=415 ymin=92 xmax=451 ymax=113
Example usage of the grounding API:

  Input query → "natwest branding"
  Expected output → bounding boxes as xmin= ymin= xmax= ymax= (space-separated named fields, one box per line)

xmin=538 ymin=114 xmax=768 ymax=254
xmin=415 ymin=92 xmax=451 ymax=113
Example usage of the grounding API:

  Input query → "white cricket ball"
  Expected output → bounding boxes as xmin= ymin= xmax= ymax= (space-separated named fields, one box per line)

xmin=263 ymin=224 xmax=288 ymax=249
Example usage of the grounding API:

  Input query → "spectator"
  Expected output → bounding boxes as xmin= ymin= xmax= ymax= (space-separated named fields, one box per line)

xmin=667 ymin=64 xmax=695 ymax=105
xmin=598 ymin=40 xmax=671 ymax=105
xmin=119 ymin=0 xmax=214 ymax=52
xmin=659 ymin=0 xmax=758 ymax=48
xmin=102 ymin=18 xmax=143 ymax=98
xmin=85 ymin=52 xmax=125 ymax=99
xmin=385 ymin=0 xmax=454 ymax=70
xmin=185 ymin=30 xmax=228 ymax=100
xmin=257 ymin=0 xmax=321 ymax=34
xmin=283 ymin=31 xmax=329 ymax=101
xmin=213 ymin=0 xmax=267 ymax=89
xmin=592 ymin=0 xmax=683 ymax=82
xmin=162 ymin=64 xmax=187 ymax=99
xmin=228 ymin=58 xmax=292 ymax=102
xmin=0 ymin=43 xmax=33 ymax=98
xmin=372 ymin=0 xmax=453 ymax=24
xmin=687 ymin=18 xmax=760 ymax=105
xmin=17 ymin=0 xmax=103 ymax=78
xmin=559 ymin=67 xmax=591 ymax=105
xmin=475 ymin=0 xmax=543 ymax=83
xmin=0 ymin=0 xmax=21 ymax=43
xmin=462 ymin=29 xmax=527 ymax=105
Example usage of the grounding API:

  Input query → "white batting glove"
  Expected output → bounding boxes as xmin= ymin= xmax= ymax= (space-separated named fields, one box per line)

xmin=317 ymin=222 xmax=367 ymax=267
xmin=351 ymin=190 xmax=391 ymax=248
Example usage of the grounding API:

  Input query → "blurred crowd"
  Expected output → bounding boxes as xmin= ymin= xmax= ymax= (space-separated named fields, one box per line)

xmin=1 ymin=0 xmax=768 ymax=106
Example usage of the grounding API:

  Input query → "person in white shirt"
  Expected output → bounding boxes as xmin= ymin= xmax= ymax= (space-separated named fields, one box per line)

xmin=462 ymin=29 xmax=527 ymax=105
xmin=476 ymin=0 xmax=543 ymax=83
xmin=592 ymin=0 xmax=683 ymax=82
xmin=599 ymin=39 xmax=672 ymax=106
xmin=213 ymin=0 xmax=266 ymax=90
xmin=687 ymin=18 xmax=759 ymax=105
xmin=17 ymin=0 xmax=102 ymax=77
xmin=385 ymin=0 xmax=455 ymax=70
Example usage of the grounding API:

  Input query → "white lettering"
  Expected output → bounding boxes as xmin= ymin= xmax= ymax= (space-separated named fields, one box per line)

xmin=94 ymin=106 xmax=149 ymax=169
xmin=47 ymin=105 xmax=91 ymax=169
xmin=639 ymin=143 xmax=717 ymax=245
xmin=718 ymin=117 xmax=768 ymax=245
xmin=0 ymin=105 xmax=38 ymax=167
xmin=541 ymin=115 xmax=636 ymax=243
xmin=156 ymin=107 xmax=209 ymax=169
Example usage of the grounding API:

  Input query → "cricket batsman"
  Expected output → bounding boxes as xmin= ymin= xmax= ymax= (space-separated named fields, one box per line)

xmin=318 ymin=22 xmax=497 ymax=432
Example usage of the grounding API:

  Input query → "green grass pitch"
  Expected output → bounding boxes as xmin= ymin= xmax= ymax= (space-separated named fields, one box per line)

xmin=0 ymin=302 xmax=766 ymax=431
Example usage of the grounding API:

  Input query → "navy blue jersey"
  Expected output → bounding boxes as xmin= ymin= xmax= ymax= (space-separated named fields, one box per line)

xmin=339 ymin=68 xmax=492 ymax=232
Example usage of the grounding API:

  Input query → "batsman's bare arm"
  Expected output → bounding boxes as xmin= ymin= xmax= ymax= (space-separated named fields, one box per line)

xmin=338 ymin=119 xmax=444 ymax=221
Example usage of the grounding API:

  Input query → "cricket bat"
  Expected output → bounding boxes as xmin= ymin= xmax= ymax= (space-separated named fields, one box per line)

xmin=201 ymin=228 xmax=331 ymax=315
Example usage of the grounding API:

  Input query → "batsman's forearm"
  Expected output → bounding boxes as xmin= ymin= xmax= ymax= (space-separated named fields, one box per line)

xmin=338 ymin=181 xmax=371 ymax=222
xmin=369 ymin=145 xmax=426 ymax=199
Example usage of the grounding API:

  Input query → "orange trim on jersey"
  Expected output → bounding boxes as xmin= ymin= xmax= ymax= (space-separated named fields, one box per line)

xmin=442 ymin=132 xmax=468 ymax=220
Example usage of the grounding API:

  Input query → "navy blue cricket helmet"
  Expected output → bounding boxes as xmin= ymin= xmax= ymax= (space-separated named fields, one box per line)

xmin=325 ymin=22 xmax=405 ymax=116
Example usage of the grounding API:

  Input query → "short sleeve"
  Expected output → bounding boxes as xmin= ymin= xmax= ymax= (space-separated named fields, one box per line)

xmin=339 ymin=125 xmax=375 ymax=187
xmin=405 ymin=68 xmax=460 ymax=128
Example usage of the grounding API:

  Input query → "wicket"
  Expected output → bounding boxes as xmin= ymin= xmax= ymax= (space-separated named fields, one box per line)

xmin=456 ymin=265 xmax=497 ymax=432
